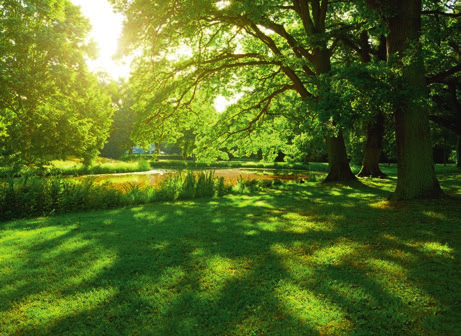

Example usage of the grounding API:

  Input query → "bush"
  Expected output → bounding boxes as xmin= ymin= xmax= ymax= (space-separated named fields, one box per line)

xmin=0 ymin=171 xmax=128 ymax=221
xmin=180 ymin=170 xmax=196 ymax=200
xmin=137 ymin=159 xmax=151 ymax=171
xmin=236 ymin=176 xmax=283 ymax=193
xmin=273 ymin=178 xmax=283 ymax=186
xmin=195 ymin=171 xmax=215 ymax=198
xmin=155 ymin=174 xmax=183 ymax=202
xmin=216 ymin=176 xmax=232 ymax=196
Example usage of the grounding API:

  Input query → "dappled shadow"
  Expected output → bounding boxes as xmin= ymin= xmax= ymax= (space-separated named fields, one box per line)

xmin=0 ymin=179 xmax=460 ymax=335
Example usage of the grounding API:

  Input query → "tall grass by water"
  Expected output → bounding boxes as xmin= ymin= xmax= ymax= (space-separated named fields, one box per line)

xmin=0 ymin=170 xmax=233 ymax=221
xmin=2 ymin=164 xmax=459 ymax=222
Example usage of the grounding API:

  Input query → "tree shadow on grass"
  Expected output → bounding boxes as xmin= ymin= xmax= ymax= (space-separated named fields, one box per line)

xmin=0 ymin=182 xmax=460 ymax=335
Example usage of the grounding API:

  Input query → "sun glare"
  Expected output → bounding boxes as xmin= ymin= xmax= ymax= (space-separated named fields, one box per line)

xmin=71 ymin=0 xmax=130 ymax=79
xmin=215 ymin=0 xmax=231 ymax=10
xmin=214 ymin=93 xmax=244 ymax=113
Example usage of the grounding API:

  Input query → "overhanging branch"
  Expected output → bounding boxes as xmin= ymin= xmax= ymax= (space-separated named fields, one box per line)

xmin=429 ymin=115 xmax=461 ymax=135
xmin=422 ymin=10 xmax=461 ymax=18
xmin=426 ymin=63 xmax=461 ymax=85
xmin=217 ymin=84 xmax=296 ymax=144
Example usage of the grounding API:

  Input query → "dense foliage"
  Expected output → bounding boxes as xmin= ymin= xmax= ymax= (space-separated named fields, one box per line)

xmin=1 ymin=0 xmax=459 ymax=200
xmin=109 ymin=0 xmax=460 ymax=199
xmin=0 ymin=0 xmax=114 ymax=166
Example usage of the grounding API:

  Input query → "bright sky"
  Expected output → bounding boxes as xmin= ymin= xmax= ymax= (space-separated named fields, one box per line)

xmin=71 ymin=0 xmax=233 ymax=111
xmin=71 ymin=0 xmax=131 ymax=79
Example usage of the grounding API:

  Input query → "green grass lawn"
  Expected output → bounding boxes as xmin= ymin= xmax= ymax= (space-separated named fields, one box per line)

xmin=1 ymin=173 xmax=460 ymax=335
xmin=49 ymin=158 xmax=152 ymax=176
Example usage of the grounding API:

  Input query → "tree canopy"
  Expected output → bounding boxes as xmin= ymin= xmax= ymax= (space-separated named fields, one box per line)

xmin=0 ymin=0 xmax=114 ymax=166
xmin=113 ymin=0 xmax=460 ymax=198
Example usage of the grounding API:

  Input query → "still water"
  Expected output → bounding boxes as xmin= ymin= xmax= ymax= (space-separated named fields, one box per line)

xmin=70 ymin=168 xmax=314 ymax=188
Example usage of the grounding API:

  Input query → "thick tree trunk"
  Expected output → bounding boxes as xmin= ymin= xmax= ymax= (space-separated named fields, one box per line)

xmin=386 ymin=0 xmax=443 ymax=200
xmin=324 ymin=131 xmax=357 ymax=182
xmin=392 ymin=106 xmax=443 ymax=199
xmin=358 ymin=112 xmax=387 ymax=178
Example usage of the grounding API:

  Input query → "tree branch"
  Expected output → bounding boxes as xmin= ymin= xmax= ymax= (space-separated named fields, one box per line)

xmin=217 ymin=84 xmax=296 ymax=144
xmin=338 ymin=34 xmax=362 ymax=54
xmin=259 ymin=18 xmax=315 ymax=65
xmin=200 ymin=52 xmax=266 ymax=65
xmin=426 ymin=63 xmax=461 ymax=85
xmin=422 ymin=10 xmax=461 ymax=18
xmin=158 ymin=52 xmax=268 ymax=76
xmin=293 ymin=0 xmax=315 ymax=35
xmin=243 ymin=21 xmax=312 ymax=99
xmin=276 ymin=6 xmax=296 ymax=10
xmin=319 ymin=0 xmax=329 ymax=28
xmin=429 ymin=115 xmax=461 ymax=134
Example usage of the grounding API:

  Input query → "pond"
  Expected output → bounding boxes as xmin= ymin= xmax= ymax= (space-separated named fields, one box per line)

xmin=70 ymin=168 xmax=319 ymax=189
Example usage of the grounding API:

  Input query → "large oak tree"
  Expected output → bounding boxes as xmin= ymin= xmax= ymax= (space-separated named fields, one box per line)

xmin=363 ymin=0 xmax=446 ymax=199
xmin=112 ymin=0 xmax=358 ymax=181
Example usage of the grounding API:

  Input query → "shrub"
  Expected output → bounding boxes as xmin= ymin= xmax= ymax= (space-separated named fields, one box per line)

xmin=273 ymin=178 xmax=283 ymax=186
xmin=123 ymin=182 xmax=147 ymax=205
xmin=237 ymin=176 xmax=261 ymax=192
xmin=259 ymin=179 xmax=273 ymax=188
xmin=195 ymin=171 xmax=215 ymax=198
xmin=216 ymin=176 xmax=232 ymax=197
xmin=137 ymin=159 xmax=151 ymax=171
xmin=180 ymin=170 xmax=196 ymax=200
xmin=155 ymin=174 xmax=182 ymax=202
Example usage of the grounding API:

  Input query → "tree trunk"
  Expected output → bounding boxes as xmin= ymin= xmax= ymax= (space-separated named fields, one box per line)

xmin=154 ymin=142 xmax=160 ymax=161
xmin=312 ymin=46 xmax=355 ymax=183
xmin=386 ymin=0 xmax=443 ymax=200
xmin=358 ymin=34 xmax=387 ymax=178
xmin=358 ymin=112 xmax=387 ymax=178
xmin=324 ymin=131 xmax=357 ymax=182
xmin=457 ymin=135 xmax=461 ymax=168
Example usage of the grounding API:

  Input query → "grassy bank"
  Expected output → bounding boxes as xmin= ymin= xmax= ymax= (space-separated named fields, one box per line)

xmin=0 ymin=174 xmax=460 ymax=335
xmin=50 ymin=158 xmax=152 ymax=176
xmin=0 ymin=158 xmax=152 ymax=179
xmin=0 ymin=171 xmax=233 ymax=221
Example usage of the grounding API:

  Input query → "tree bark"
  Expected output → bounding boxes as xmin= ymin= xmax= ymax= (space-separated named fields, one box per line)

xmin=358 ymin=34 xmax=387 ymax=178
xmin=324 ymin=131 xmax=357 ymax=182
xmin=457 ymin=135 xmax=461 ymax=168
xmin=154 ymin=142 xmax=160 ymax=161
xmin=358 ymin=112 xmax=387 ymax=178
xmin=312 ymin=45 xmax=356 ymax=183
xmin=386 ymin=0 xmax=443 ymax=200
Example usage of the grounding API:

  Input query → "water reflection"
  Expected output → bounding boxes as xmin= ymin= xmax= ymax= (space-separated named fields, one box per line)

xmin=70 ymin=168 xmax=315 ymax=187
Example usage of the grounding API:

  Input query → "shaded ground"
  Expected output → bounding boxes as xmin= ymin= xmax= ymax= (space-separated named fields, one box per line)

xmin=0 ymin=171 xmax=460 ymax=336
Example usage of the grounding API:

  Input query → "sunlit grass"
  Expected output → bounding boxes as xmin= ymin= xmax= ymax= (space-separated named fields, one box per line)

xmin=0 ymin=169 xmax=460 ymax=335
xmin=148 ymin=159 xmax=318 ymax=171
xmin=50 ymin=157 xmax=152 ymax=176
